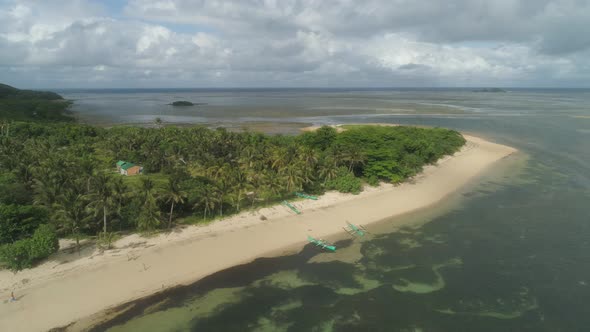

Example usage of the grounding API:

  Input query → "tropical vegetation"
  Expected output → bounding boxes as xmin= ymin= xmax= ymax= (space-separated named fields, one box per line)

xmin=0 ymin=85 xmax=465 ymax=271
xmin=0 ymin=83 xmax=73 ymax=122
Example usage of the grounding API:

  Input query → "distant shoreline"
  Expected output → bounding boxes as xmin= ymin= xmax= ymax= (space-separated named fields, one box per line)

xmin=0 ymin=126 xmax=517 ymax=332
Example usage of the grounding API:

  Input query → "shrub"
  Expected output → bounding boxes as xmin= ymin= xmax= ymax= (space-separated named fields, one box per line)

xmin=302 ymin=181 xmax=326 ymax=196
xmin=29 ymin=224 xmax=59 ymax=259
xmin=97 ymin=231 xmax=116 ymax=250
xmin=365 ymin=176 xmax=380 ymax=187
xmin=304 ymin=126 xmax=337 ymax=150
xmin=0 ymin=174 xmax=31 ymax=205
xmin=326 ymin=167 xmax=362 ymax=194
xmin=0 ymin=224 xmax=59 ymax=272
xmin=0 ymin=204 xmax=48 ymax=245
xmin=0 ymin=240 xmax=31 ymax=271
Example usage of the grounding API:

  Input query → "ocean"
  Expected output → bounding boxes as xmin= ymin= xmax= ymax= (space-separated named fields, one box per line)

xmin=60 ymin=88 xmax=590 ymax=331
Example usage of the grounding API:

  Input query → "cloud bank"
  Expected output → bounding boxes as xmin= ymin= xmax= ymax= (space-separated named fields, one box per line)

xmin=1 ymin=0 xmax=589 ymax=88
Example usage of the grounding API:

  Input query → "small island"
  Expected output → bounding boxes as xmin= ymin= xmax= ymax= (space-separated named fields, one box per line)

xmin=170 ymin=100 xmax=195 ymax=106
xmin=472 ymin=88 xmax=507 ymax=93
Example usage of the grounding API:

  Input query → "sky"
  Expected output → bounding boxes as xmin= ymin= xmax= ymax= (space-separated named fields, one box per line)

xmin=1 ymin=0 xmax=589 ymax=88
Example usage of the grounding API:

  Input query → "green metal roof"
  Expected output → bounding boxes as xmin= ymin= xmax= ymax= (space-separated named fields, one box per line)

xmin=120 ymin=162 xmax=136 ymax=170
xmin=116 ymin=160 xmax=126 ymax=166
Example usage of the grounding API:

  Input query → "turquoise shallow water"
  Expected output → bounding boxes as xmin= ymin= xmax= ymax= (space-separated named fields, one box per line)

xmin=73 ymin=88 xmax=590 ymax=331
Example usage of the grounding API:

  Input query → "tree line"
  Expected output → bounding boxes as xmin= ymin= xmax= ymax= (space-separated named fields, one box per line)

xmin=0 ymin=121 xmax=465 ymax=271
xmin=0 ymin=83 xmax=73 ymax=122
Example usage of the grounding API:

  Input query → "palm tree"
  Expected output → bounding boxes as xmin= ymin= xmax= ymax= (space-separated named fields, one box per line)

xmin=56 ymin=182 xmax=91 ymax=252
xmin=79 ymin=156 xmax=96 ymax=192
xmin=0 ymin=138 xmax=21 ymax=171
xmin=243 ymin=164 xmax=263 ymax=208
xmin=238 ymin=146 xmax=258 ymax=170
xmin=89 ymin=172 xmax=113 ymax=235
xmin=342 ymin=147 xmax=367 ymax=172
xmin=270 ymin=147 xmax=290 ymax=171
xmin=33 ymin=156 xmax=74 ymax=208
xmin=299 ymin=146 xmax=319 ymax=169
xmin=319 ymin=156 xmax=339 ymax=184
xmin=164 ymin=143 xmax=187 ymax=169
xmin=141 ymin=134 xmax=165 ymax=172
xmin=137 ymin=177 xmax=161 ymax=231
xmin=216 ymin=181 xmax=229 ymax=217
xmin=229 ymin=168 xmax=251 ymax=212
xmin=111 ymin=176 xmax=128 ymax=216
xmin=261 ymin=170 xmax=283 ymax=202
xmin=327 ymin=146 xmax=346 ymax=168
xmin=33 ymin=173 xmax=62 ymax=209
xmin=205 ymin=163 xmax=231 ymax=217
xmin=137 ymin=195 xmax=161 ymax=231
xmin=297 ymin=147 xmax=318 ymax=186
xmin=14 ymin=163 xmax=34 ymax=188
xmin=194 ymin=184 xmax=219 ymax=219
xmin=206 ymin=163 xmax=229 ymax=181
xmin=282 ymin=163 xmax=305 ymax=193
xmin=140 ymin=177 xmax=156 ymax=200
xmin=162 ymin=178 xmax=187 ymax=229
xmin=111 ymin=176 xmax=128 ymax=231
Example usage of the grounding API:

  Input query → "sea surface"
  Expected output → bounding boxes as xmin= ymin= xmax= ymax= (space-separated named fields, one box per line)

xmin=61 ymin=88 xmax=590 ymax=331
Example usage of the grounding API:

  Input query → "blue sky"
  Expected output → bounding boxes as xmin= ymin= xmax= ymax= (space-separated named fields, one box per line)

xmin=96 ymin=0 xmax=125 ymax=16
xmin=99 ymin=0 xmax=214 ymax=34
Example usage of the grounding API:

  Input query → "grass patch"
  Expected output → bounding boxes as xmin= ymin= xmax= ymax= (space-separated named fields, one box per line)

xmin=121 ymin=172 xmax=170 ymax=190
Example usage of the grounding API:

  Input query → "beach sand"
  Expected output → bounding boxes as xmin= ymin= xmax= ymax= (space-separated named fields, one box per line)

xmin=0 ymin=134 xmax=516 ymax=332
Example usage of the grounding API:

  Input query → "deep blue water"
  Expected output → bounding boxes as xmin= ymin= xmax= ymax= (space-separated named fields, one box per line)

xmin=66 ymin=88 xmax=590 ymax=331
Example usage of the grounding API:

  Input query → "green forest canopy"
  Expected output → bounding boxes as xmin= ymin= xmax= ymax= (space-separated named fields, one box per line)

xmin=0 ymin=83 xmax=73 ymax=122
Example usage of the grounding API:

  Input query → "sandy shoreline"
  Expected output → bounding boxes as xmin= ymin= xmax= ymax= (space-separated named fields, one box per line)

xmin=0 ymin=134 xmax=516 ymax=332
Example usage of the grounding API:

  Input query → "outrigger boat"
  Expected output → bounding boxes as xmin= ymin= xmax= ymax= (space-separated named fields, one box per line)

xmin=343 ymin=221 xmax=367 ymax=237
xmin=295 ymin=192 xmax=318 ymax=200
xmin=282 ymin=200 xmax=302 ymax=214
xmin=307 ymin=236 xmax=336 ymax=251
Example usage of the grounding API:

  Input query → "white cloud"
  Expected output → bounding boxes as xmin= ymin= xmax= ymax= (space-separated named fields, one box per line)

xmin=0 ymin=0 xmax=588 ymax=87
xmin=136 ymin=25 xmax=171 ymax=53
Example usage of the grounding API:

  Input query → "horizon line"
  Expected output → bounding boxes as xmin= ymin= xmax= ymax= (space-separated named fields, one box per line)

xmin=47 ymin=86 xmax=590 ymax=91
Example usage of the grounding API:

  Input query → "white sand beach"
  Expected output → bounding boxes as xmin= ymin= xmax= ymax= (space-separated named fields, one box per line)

xmin=0 ymin=133 xmax=516 ymax=332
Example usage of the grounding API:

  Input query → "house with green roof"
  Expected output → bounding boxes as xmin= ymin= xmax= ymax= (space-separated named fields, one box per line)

xmin=116 ymin=160 xmax=143 ymax=176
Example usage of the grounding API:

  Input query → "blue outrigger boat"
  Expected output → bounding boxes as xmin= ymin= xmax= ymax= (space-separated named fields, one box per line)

xmin=307 ymin=236 xmax=336 ymax=251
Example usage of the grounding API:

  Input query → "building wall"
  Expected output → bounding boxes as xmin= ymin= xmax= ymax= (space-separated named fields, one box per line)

xmin=126 ymin=166 xmax=142 ymax=176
